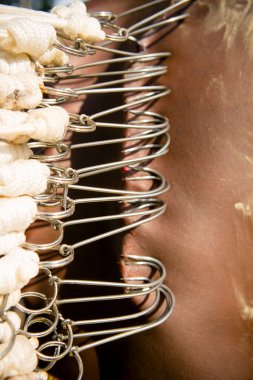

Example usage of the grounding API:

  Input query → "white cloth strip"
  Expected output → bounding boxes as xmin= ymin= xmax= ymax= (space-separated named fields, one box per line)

xmin=0 ymin=159 xmax=50 ymax=197
xmin=52 ymin=1 xmax=105 ymax=42
xmin=0 ymin=107 xmax=69 ymax=143
xmin=0 ymin=142 xmax=31 ymax=164
xmin=0 ymin=232 xmax=25 ymax=255
xmin=0 ymin=335 xmax=38 ymax=378
xmin=0 ymin=247 xmax=39 ymax=294
xmin=0 ymin=51 xmax=43 ymax=76
xmin=38 ymin=47 xmax=69 ymax=66
xmin=0 ymin=18 xmax=56 ymax=59
xmin=0 ymin=196 xmax=37 ymax=235
xmin=0 ymin=73 xmax=43 ymax=110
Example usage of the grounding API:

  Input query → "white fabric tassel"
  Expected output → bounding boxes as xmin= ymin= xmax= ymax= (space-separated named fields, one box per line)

xmin=0 ymin=311 xmax=21 ymax=342
xmin=38 ymin=47 xmax=69 ymax=66
xmin=0 ymin=51 xmax=36 ymax=75
xmin=0 ymin=73 xmax=43 ymax=110
xmin=0 ymin=196 xmax=37 ymax=235
xmin=0 ymin=108 xmax=27 ymax=124
xmin=0 ymin=248 xmax=39 ymax=294
xmin=0 ymin=18 xmax=56 ymax=59
xmin=26 ymin=106 xmax=69 ymax=143
xmin=0 ymin=107 xmax=69 ymax=143
xmin=0 ymin=232 xmax=25 ymax=255
xmin=0 ymin=335 xmax=38 ymax=378
xmin=51 ymin=0 xmax=105 ymax=42
xmin=0 ymin=141 xmax=31 ymax=164
xmin=0 ymin=159 xmax=50 ymax=197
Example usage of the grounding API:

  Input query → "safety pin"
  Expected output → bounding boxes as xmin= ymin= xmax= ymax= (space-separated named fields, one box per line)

xmin=42 ymin=85 xmax=78 ymax=100
xmin=57 ymin=255 xmax=166 ymax=302
xmin=62 ymin=199 xmax=166 ymax=253
xmin=61 ymin=290 xmax=161 ymax=329
xmin=45 ymin=52 xmax=170 ymax=77
xmin=68 ymin=113 xmax=96 ymax=133
xmin=48 ymin=166 xmax=79 ymax=186
xmin=71 ymin=167 xmax=169 ymax=199
xmin=30 ymin=286 xmax=173 ymax=378
xmin=31 ymin=165 xmax=78 ymax=207
xmin=36 ymin=196 xmax=75 ymax=220
xmin=94 ymin=110 xmax=169 ymax=130
xmin=131 ymin=13 xmax=189 ymax=37
xmin=18 ymin=254 xmax=166 ymax=326
xmin=118 ymin=0 xmax=192 ymax=32
xmin=29 ymin=142 xmax=70 ymax=163
xmin=66 ymin=285 xmax=174 ymax=352
xmin=79 ymin=41 xmax=143 ymax=58
xmin=33 ymin=173 xmax=168 ymax=231
xmin=54 ymin=28 xmax=142 ymax=57
xmin=21 ymin=303 xmax=60 ymax=339
xmin=89 ymin=11 xmax=117 ymax=23
xmin=51 ymin=65 xmax=167 ymax=84
xmin=88 ymin=88 xmax=170 ymax=120
xmin=37 ymin=318 xmax=73 ymax=362
xmin=17 ymin=269 xmax=59 ymax=315
xmin=70 ymin=118 xmax=168 ymax=149
xmin=53 ymin=38 xmax=88 ymax=57
xmin=103 ymin=23 xmax=129 ymax=42
xmin=24 ymin=199 xmax=166 ymax=258
xmin=71 ymin=132 xmax=169 ymax=178
xmin=71 ymin=70 xmax=167 ymax=94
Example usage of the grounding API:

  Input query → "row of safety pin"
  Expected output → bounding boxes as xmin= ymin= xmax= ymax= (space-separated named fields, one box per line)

xmin=17 ymin=257 xmax=174 ymax=377
xmin=41 ymin=0 xmax=191 ymax=64
xmin=1 ymin=1 xmax=193 ymax=378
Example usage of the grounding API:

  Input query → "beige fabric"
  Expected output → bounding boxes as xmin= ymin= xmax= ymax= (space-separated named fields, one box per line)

xmin=0 ymin=159 xmax=50 ymax=197
xmin=0 ymin=248 xmax=39 ymax=294
xmin=0 ymin=335 xmax=38 ymax=378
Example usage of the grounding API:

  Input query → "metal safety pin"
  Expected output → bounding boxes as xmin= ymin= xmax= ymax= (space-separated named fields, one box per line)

xmin=54 ymin=37 xmax=89 ymax=57
xmin=50 ymin=65 xmax=167 ymax=85
xmin=71 ymin=121 xmax=168 ymax=148
xmin=71 ymin=132 xmax=170 ymax=178
xmin=44 ymin=52 xmax=170 ymax=77
xmin=62 ymin=285 xmax=174 ymax=352
xmin=24 ymin=285 xmax=173 ymax=380
xmin=28 ymin=286 xmax=173 ymax=379
xmin=71 ymin=166 xmax=169 ymax=198
xmin=131 ymin=13 xmax=189 ymax=37
xmin=88 ymin=88 xmax=170 ymax=119
xmin=117 ymin=0 xmax=192 ymax=30
xmin=19 ymin=254 xmax=166 ymax=326
xmin=27 ymin=198 xmax=165 ymax=252
xmin=29 ymin=142 xmax=70 ymax=163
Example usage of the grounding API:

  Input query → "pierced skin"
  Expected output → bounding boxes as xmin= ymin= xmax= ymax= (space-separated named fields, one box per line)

xmin=120 ymin=1 xmax=253 ymax=379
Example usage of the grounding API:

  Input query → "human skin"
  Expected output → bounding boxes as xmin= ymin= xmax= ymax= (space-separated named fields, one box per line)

xmin=120 ymin=1 xmax=253 ymax=379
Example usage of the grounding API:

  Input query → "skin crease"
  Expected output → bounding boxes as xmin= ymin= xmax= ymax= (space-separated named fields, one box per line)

xmin=23 ymin=0 xmax=253 ymax=379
